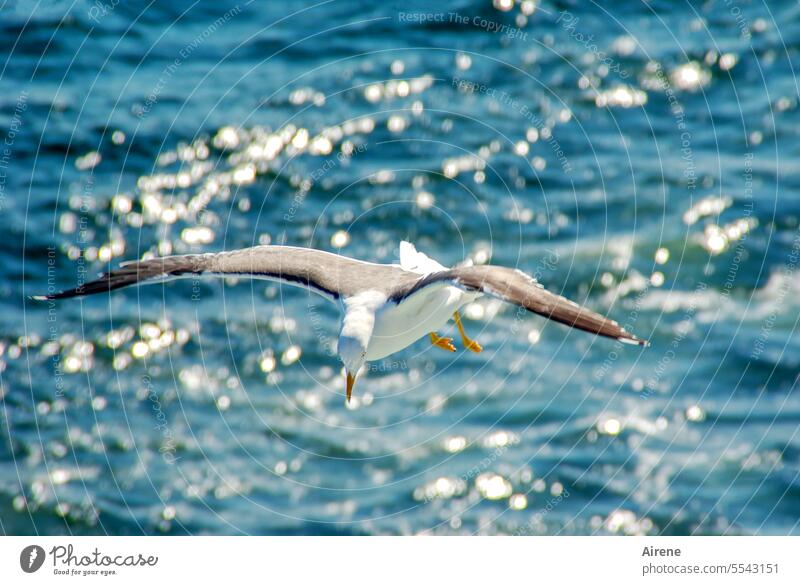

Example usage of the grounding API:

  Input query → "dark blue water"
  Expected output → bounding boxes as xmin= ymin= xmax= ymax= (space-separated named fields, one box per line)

xmin=2 ymin=0 xmax=799 ymax=535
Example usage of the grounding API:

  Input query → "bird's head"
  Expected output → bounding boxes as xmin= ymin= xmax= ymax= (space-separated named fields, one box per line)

xmin=337 ymin=333 xmax=367 ymax=403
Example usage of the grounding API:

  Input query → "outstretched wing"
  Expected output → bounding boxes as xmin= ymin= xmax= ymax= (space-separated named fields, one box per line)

xmin=393 ymin=265 xmax=647 ymax=346
xmin=34 ymin=245 xmax=418 ymax=302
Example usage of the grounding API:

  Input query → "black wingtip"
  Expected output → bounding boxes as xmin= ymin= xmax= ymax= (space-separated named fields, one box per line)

xmin=32 ymin=292 xmax=67 ymax=301
xmin=30 ymin=286 xmax=92 ymax=301
xmin=619 ymin=335 xmax=649 ymax=347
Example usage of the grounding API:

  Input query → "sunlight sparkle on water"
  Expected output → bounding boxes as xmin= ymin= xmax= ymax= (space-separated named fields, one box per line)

xmin=671 ymin=62 xmax=710 ymax=91
xmin=599 ymin=418 xmax=622 ymax=436
xmin=414 ymin=477 xmax=466 ymax=501
xmin=595 ymin=86 xmax=647 ymax=108
xmin=683 ymin=195 xmax=732 ymax=225
xmin=686 ymin=405 xmax=706 ymax=422
xmin=443 ymin=436 xmax=467 ymax=453
xmin=281 ymin=345 xmax=302 ymax=366
xmin=331 ymin=230 xmax=350 ymax=248
xmin=415 ymin=191 xmax=435 ymax=210
xmin=475 ymin=473 xmax=512 ymax=500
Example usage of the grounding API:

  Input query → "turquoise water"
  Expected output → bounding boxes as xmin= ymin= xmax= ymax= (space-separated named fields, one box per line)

xmin=2 ymin=0 xmax=799 ymax=535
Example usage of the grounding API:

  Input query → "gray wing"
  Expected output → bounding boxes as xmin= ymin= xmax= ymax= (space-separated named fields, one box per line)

xmin=34 ymin=245 xmax=418 ymax=302
xmin=393 ymin=265 xmax=647 ymax=346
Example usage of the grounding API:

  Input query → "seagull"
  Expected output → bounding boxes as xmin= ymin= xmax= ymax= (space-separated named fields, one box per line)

xmin=35 ymin=241 xmax=647 ymax=403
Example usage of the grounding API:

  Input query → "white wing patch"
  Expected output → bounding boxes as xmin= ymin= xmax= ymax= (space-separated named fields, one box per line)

xmin=398 ymin=241 xmax=447 ymax=275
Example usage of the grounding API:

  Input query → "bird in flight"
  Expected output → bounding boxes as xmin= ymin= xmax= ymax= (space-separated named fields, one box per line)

xmin=36 ymin=241 xmax=647 ymax=403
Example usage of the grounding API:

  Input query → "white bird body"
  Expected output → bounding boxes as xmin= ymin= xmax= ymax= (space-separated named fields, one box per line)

xmin=365 ymin=242 xmax=480 ymax=360
xmin=367 ymin=285 xmax=477 ymax=360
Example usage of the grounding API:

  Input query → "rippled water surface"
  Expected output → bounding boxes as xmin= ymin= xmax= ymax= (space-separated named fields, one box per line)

xmin=2 ymin=0 xmax=800 ymax=535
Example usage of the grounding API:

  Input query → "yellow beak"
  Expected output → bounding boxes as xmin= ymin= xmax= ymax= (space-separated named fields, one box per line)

xmin=346 ymin=371 xmax=356 ymax=404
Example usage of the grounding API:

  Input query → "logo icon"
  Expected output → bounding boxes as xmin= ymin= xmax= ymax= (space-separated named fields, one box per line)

xmin=20 ymin=545 xmax=45 ymax=573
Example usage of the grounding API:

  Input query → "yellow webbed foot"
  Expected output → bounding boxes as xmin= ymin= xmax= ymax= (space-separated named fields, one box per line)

xmin=429 ymin=332 xmax=456 ymax=352
xmin=453 ymin=311 xmax=483 ymax=353
xmin=463 ymin=338 xmax=483 ymax=353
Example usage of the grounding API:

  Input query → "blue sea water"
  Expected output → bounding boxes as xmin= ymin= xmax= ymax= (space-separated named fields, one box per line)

xmin=1 ymin=0 xmax=799 ymax=535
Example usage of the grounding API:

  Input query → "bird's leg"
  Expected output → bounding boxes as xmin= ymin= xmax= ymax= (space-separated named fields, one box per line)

xmin=429 ymin=331 xmax=456 ymax=352
xmin=453 ymin=311 xmax=483 ymax=353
